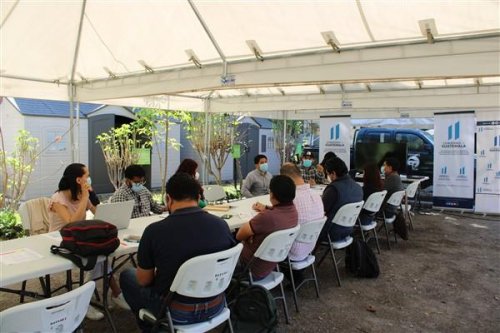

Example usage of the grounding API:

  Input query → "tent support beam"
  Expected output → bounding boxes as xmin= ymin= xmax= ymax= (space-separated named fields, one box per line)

xmin=75 ymin=36 xmax=500 ymax=101
xmin=69 ymin=0 xmax=87 ymax=163
xmin=187 ymin=0 xmax=228 ymax=77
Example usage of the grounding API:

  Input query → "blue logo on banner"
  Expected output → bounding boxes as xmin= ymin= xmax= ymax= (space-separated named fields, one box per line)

xmin=448 ymin=121 xmax=460 ymax=140
xmin=459 ymin=166 xmax=465 ymax=175
xmin=441 ymin=166 xmax=447 ymax=175
xmin=487 ymin=162 xmax=493 ymax=170
xmin=495 ymin=136 xmax=500 ymax=147
xmin=330 ymin=124 xmax=340 ymax=140
xmin=480 ymin=149 xmax=486 ymax=156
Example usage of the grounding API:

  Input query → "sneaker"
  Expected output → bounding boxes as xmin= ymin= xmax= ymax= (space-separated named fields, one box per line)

xmin=111 ymin=293 xmax=131 ymax=310
xmin=85 ymin=305 xmax=104 ymax=321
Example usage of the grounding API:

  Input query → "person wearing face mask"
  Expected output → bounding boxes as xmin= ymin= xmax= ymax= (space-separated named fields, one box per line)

xmin=319 ymin=157 xmax=363 ymax=243
xmin=110 ymin=165 xmax=166 ymax=218
xmin=175 ymin=158 xmax=206 ymax=208
xmin=49 ymin=163 xmax=129 ymax=320
xmin=241 ymin=154 xmax=273 ymax=198
xmin=300 ymin=151 xmax=325 ymax=185
xmin=119 ymin=173 xmax=235 ymax=330
xmin=382 ymin=157 xmax=404 ymax=218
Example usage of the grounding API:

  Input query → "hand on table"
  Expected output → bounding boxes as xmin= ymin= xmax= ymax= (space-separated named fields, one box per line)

xmin=252 ymin=202 xmax=267 ymax=212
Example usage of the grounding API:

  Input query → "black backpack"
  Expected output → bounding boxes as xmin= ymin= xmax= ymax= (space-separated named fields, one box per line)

xmin=50 ymin=220 xmax=120 ymax=270
xmin=230 ymin=285 xmax=278 ymax=333
xmin=345 ymin=239 xmax=380 ymax=278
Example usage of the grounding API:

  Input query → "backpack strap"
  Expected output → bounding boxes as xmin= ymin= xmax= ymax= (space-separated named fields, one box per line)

xmin=50 ymin=245 xmax=97 ymax=271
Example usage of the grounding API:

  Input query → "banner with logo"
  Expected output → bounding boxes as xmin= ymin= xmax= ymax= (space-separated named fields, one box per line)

xmin=433 ymin=111 xmax=475 ymax=210
xmin=475 ymin=120 xmax=500 ymax=214
xmin=319 ymin=115 xmax=351 ymax=169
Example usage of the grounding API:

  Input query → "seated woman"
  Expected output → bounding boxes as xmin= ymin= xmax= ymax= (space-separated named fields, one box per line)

xmin=359 ymin=162 xmax=383 ymax=226
xmin=175 ymin=158 xmax=206 ymax=207
xmin=49 ymin=163 xmax=129 ymax=320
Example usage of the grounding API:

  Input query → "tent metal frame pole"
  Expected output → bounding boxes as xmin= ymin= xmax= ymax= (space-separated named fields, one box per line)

xmin=69 ymin=0 xmax=87 ymax=163
xmin=282 ymin=110 xmax=287 ymax=163
xmin=187 ymin=0 xmax=228 ymax=76
xmin=203 ymin=99 xmax=211 ymax=185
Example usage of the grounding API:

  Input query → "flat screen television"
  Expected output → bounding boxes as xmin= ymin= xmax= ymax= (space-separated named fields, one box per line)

xmin=354 ymin=142 xmax=407 ymax=174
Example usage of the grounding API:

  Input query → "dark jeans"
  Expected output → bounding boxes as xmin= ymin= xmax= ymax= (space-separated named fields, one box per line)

xmin=359 ymin=209 xmax=376 ymax=226
xmin=120 ymin=268 xmax=225 ymax=332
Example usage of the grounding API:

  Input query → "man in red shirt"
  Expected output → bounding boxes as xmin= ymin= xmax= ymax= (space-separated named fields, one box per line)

xmin=236 ymin=175 xmax=299 ymax=279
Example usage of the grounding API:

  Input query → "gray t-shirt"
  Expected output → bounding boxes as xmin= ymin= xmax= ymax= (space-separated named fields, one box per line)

xmin=241 ymin=169 xmax=272 ymax=198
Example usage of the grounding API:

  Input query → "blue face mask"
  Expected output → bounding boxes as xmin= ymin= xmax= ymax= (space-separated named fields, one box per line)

xmin=131 ymin=183 xmax=145 ymax=193
xmin=303 ymin=160 xmax=312 ymax=168
xmin=259 ymin=163 xmax=268 ymax=173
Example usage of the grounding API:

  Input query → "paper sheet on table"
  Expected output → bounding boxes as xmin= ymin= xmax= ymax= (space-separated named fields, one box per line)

xmin=0 ymin=248 xmax=43 ymax=265
xmin=42 ymin=231 xmax=62 ymax=241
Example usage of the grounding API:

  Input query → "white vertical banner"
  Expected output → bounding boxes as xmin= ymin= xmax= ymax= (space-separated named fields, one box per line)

xmin=319 ymin=115 xmax=351 ymax=169
xmin=475 ymin=120 xmax=500 ymax=214
xmin=433 ymin=111 xmax=475 ymax=210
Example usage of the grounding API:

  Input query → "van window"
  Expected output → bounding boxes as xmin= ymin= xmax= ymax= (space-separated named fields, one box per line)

xmin=396 ymin=133 xmax=424 ymax=151
xmin=366 ymin=132 xmax=390 ymax=143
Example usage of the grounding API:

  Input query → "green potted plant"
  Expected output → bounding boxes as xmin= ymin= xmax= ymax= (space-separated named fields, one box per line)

xmin=0 ymin=208 xmax=25 ymax=240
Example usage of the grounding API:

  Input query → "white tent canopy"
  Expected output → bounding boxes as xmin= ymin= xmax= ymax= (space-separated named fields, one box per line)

xmin=1 ymin=0 xmax=499 ymax=116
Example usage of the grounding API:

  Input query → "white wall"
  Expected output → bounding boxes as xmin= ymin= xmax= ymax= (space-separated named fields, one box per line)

xmin=150 ymin=123 xmax=181 ymax=188
xmin=259 ymin=128 xmax=281 ymax=176
xmin=0 ymin=98 xmax=24 ymax=154
xmin=23 ymin=116 xmax=89 ymax=200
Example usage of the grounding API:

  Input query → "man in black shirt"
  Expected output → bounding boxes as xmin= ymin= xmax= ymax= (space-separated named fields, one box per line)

xmin=120 ymin=173 xmax=236 ymax=331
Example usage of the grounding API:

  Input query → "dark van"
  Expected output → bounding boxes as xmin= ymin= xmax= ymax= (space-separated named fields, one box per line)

xmin=352 ymin=128 xmax=434 ymax=182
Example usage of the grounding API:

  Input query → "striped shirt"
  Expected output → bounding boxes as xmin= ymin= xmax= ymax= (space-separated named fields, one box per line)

xmin=110 ymin=184 xmax=164 ymax=218
xmin=288 ymin=183 xmax=325 ymax=261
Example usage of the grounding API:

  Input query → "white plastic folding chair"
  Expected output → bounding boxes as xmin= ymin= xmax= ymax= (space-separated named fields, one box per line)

xmin=0 ymin=281 xmax=95 ymax=333
xmin=286 ymin=217 xmax=327 ymax=312
xmin=139 ymin=243 xmax=243 ymax=333
xmin=318 ymin=201 xmax=364 ymax=287
xmin=403 ymin=181 xmax=421 ymax=231
xmin=203 ymin=185 xmax=227 ymax=204
xmin=358 ymin=191 xmax=387 ymax=254
xmin=382 ymin=190 xmax=406 ymax=249
xmin=243 ymin=225 xmax=301 ymax=324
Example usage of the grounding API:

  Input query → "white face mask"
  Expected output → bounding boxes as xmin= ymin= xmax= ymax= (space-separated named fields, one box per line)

xmin=195 ymin=172 xmax=200 ymax=180
xmin=86 ymin=177 xmax=92 ymax=186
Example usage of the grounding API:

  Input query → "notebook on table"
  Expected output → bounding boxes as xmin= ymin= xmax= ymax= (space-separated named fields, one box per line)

xmin=93 ymin=200 xmax=135 ymax=230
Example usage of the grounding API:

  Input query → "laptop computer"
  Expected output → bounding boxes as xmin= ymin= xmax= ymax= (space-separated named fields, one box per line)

xmin=94 ymin=200 xmax=135 ymax=230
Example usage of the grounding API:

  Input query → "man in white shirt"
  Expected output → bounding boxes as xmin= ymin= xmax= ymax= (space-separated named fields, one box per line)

xmin=254 ymin=162 xmax=324 ymax=282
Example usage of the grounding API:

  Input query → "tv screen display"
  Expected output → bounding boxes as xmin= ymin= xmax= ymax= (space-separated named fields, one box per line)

xmin=355 ymin=143 xmax=407 ymax=174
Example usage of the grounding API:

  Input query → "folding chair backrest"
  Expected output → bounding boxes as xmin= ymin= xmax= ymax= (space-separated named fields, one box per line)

xmin=203 ymin=185 xmax=227 ymax=202
xmin=170 ymin=243 xmax=243 ymax=298
xmin=294 ymin=217 xmax=327 ymax=245
xmin=17 ymin=197 xmax=51 ymax=235
xmin=254 ymin=225 xmax=301 ymax=262
xmin=386 ymin=190 xmax=406 ymax=207
xmin=405 ymin=181 xmax=420 ymax=199
xmin=332 ymin=201 xmax=364 ymax=227
xmin=363 ymin=190 xmax=387 ymax=213
xmin=0 ymin=281 xmax=95 ymax=333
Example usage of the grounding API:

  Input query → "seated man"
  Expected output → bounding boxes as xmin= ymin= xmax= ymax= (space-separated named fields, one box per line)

xmin=110 ymin=165 xmax=166 ymax=218
xmin=120 ymin=173 xmax=236 ymax=330
xmin=382 ymin=157 xmax=404 ymax=218
xmin=300 ymin=151 xmax=325 ymax=185
xmin=241 ymin=154 xmax=272 ymax=198
xmin=321 ymin=157 xmax=363 ymax=242
xmin=237 ymin=175 xmax=298 ymax=280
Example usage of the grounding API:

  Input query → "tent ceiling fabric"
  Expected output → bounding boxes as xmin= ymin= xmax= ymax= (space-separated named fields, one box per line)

xmin=1 ymin=0 xmax=499 ymax=114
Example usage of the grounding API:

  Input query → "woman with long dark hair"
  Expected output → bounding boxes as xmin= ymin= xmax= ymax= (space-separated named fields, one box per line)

xmin=175 ymin=158 xmax=206 ymax=206
xmin=359 ymin=162 xmax=384 ymax=226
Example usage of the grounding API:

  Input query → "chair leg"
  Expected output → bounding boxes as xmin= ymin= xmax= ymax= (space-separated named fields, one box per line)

xmin=407 ymin=211 xmax=414 ymax=231
xmin=311 ymin=262 xmax=320 ymax=298
xmin=373 ymin=228 xmax=381 ymax=254
xmin=288 ymin=260 xmax=299 ymax=313
xmin=394 ymin=224 xmax=398 ymax=243
xmin=20 ymin=280 xmax=27 ymax=303
xmin=279 ymin=281 xmax=290 ymax=324
xmin=383 ymin=222 xmax=391 ymax=250
xmin=329 ymin=245 xmax=341 ymax=287
xmin=359 ymin=220 xmax=366 ymax=242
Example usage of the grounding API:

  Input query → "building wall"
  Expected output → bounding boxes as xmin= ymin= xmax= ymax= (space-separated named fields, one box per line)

xmin=0 ymin=98 xmax=24 ymax=154
xmin=179 ymin=126 xmax=234 ymax=184
xmin=150 ymin=123 xmax=181 ymax=188
xmin=258 ymin=128 xmax=281 ymax=176
xmin=23 ymin=116 xmax=88 ymax=200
